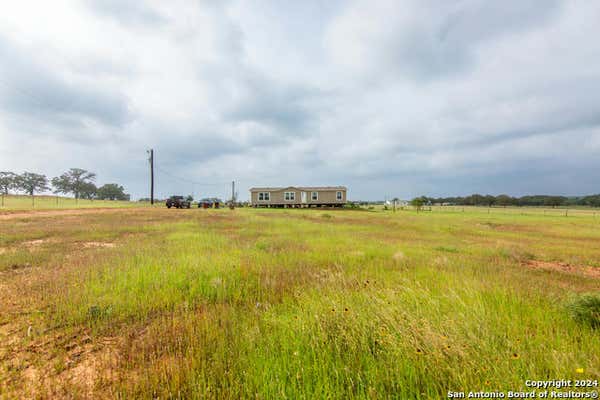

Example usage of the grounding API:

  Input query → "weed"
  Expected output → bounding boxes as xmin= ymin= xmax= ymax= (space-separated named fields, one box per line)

xmin=566 ymin=293 xmax=600 ymax=328
xmin=434 ymin=246 xmax=459 ymax=253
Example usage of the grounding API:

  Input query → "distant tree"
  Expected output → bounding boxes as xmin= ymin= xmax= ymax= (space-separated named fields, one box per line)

xmin=483 ymin=195 xmax=496 ymax=207
xmin=410 ymin=197 xmax=425 ymax=212
xmin=0 ymin=171 xmax=17 ymax=195
xmin=51 ymin=168 xmax=96 ymax=199
xmin=16 ymin=172 xmax=49 ymax=196
xmin=582 ymin=194 xmax=600 ymax=207
xmin=471 ymin=194 xmax=485 ymax=206
xmin=97 ymin=183 xmax=129 ymax=201
xmin=0 ymin=171 xmax=18 ymax=207
xmin=496 ymin=194 xmax=514 ymax=207
xmin=186 ymin=195 xmax=194 ymax=202
xmin=79 ymin=182 xmax=98 ymax=200
xmin=543 ymin=196 xmax=566 ymax=208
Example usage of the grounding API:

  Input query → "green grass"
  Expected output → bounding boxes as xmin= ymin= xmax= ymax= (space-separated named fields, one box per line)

xmin=0 ymin=194 xmax=148 ymax=210
xmin=1 ymin=208 xmax=599 ymax=398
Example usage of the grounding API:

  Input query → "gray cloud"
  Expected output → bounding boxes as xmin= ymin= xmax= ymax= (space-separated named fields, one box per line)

xmin=0 ymin=0 xmax=599 ymax=200
xmin=0 ymin=36 xmax=131 ymax=140
xmin=154 ymin=132 xmax=244 ymax=167
xmin=327 ymin=0 xmax=562 ymax=80
xmin=224 ymin=75 xmax=321 ymax=136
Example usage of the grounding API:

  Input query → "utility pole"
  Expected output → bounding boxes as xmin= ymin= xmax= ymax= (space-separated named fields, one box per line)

xmin=230 ymin=180 xmax=235 ymax=209
xmin=148 ymin=149 xmax=154 ymax=205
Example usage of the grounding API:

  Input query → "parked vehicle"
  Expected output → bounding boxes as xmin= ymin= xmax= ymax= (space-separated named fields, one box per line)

xmin=197 ymin=197 xmax=222 ymax=209
xmin=166 ymin=195 xmax=191 ymax=209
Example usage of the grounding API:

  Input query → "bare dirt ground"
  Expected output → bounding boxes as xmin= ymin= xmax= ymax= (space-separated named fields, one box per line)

xmin=524 ymin=259 xmax=600 ymax=279
xmin=0 ymin=208 xmax=173 ymax=398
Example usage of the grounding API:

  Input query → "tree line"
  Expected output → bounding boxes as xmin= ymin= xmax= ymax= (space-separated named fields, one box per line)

xmin=0 ymin=168 xmax=130 ymax=201
xmin=411 ymin=194 xmax=600 ymax=208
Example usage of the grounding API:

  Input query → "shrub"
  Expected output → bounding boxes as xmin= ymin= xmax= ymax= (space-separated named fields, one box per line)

xmin=566 ymin=293 xmax=600 ymax=328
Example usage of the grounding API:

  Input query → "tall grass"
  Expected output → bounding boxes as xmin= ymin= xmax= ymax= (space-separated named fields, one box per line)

xmin=41 ymin=210 xmax=600 ymax=398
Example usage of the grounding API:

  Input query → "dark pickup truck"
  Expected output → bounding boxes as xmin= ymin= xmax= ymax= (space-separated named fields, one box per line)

xmin=166 ymin=195 xmax=191 ymax=209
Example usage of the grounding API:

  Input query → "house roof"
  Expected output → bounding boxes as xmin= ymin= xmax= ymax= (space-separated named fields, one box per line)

xmin=249 ymin=186 xmax=347 ymax=192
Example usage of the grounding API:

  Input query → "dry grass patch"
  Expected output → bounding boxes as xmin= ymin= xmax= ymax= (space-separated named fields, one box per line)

xmin=82 ymin=242 xmax=116 ymax=249
xmin=524 ymin=259 xmax=600 ymax=279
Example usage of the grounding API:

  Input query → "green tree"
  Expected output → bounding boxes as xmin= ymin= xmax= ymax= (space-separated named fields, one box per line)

xmin=410 ymin=197 xmax=425 ymax=212
xmin=16 ymin=172 xmax=49 ymax=196
xmin=97 ymin=183 xmax=129 ymax=200
xmin=582 ymin=194 xmax=600 ymax=207
xmin=496 ymin=194 xmax=514 ymax=207
xmin=79 ymin=182 xmax=98 ymax=200
xmin=51 ymin=168 xmax=96 ymax=199
xmin=484 ymin=195 xmax=496 ymax=207
xmin=543 ymin=196 xmax=566 ymax=208
xmin=471 ymin=194 xmax=485 ymax=206
xmin=0 ymin=171 xmax=17 ymax=195
xmin=0 ymin=171 xmax=18 ymax=207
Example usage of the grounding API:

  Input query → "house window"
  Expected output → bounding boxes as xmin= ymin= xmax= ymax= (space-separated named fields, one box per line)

xmin=336 ymin=191 xmax=343 ymax=201
xmin=284 ymin=192 xmax=295 ymax=201
xmin=311 ymin=192 xmax=318 ymax=201
xmin=258 ymin=192 xmax=270 ymax=201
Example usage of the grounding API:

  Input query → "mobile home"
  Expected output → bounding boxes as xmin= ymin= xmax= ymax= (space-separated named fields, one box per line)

xmin=249 ymin=186 xmax=347 ymax=207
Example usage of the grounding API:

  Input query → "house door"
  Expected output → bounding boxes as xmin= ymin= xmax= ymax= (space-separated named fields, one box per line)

xmin=301 ymin=192 xmax=307 ymax=203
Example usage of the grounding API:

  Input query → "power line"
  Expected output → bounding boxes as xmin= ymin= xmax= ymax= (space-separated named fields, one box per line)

xmin=154 ymin=166 xmax=230 ymax=186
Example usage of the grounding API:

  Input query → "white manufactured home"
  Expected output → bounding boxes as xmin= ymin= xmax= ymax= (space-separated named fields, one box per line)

xmin=249 ymin=186 xmax=347 ymax=208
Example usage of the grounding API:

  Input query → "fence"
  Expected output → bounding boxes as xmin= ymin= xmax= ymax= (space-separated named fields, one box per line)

xmin=0 ymin=194 xmax=153 ymax=211
xmin=390 ymin=205 xmax=600 ymax=218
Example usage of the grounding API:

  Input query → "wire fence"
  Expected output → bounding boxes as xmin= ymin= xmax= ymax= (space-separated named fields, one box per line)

xmin=0 ymin=194 xmax=153 ymax=211
xmin=382 ymin=204 xmax=600 ymax=218
xmin=3 ymin=193 xmax=599 ymax=218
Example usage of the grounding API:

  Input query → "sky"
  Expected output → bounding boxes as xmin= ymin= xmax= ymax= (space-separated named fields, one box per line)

xmin=1 ymin=0 xmax=599 ymax=201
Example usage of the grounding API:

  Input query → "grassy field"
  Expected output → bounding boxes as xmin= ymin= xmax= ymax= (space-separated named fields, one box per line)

xmin=0 ymin=194 xmax=148 ymax=211
xmin=0 ymin=207 xmax=598 ymax=398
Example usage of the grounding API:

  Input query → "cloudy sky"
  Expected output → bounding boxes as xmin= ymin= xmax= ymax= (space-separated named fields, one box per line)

xmin=1 ymin=1 xmax=599 ymax=200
